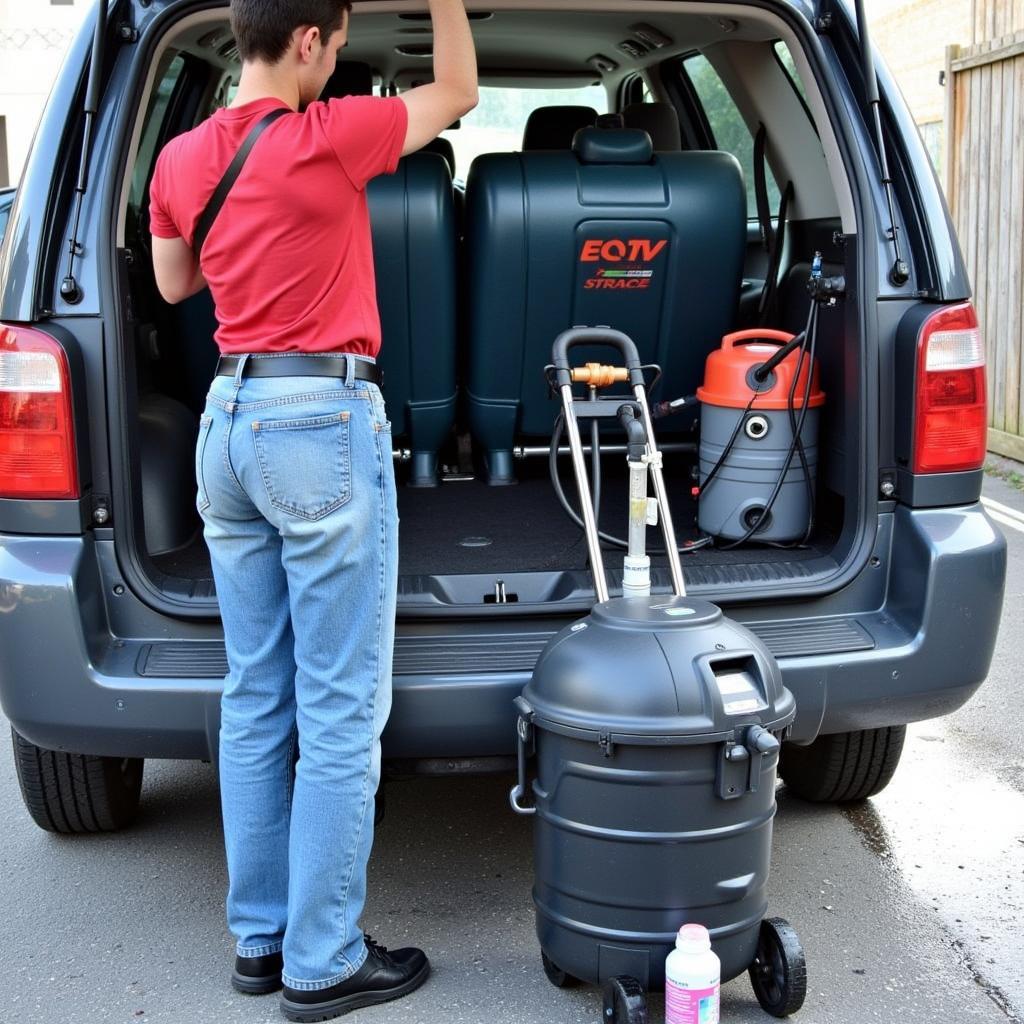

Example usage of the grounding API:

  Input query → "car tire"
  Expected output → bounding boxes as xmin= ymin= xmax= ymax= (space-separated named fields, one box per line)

xmin=10 ymin=726 xmax=144 ymax=833
xmin=778 ymin=725 xmax=906 ymax=803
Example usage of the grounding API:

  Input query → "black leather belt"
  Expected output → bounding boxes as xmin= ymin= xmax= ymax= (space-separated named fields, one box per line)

xmin=215 ymin=354 xmax=383 ymax=386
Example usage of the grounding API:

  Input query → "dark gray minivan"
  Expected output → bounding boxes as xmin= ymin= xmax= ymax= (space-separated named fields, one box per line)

xmin=0 ymin=0 xmax=1006 ymax=833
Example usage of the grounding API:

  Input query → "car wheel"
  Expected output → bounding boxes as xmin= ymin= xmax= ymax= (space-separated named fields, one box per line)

xmin=778 ymin=725 xmax=906 ymax=803
xmin=10 ymin=726 xmax=144 ymax=833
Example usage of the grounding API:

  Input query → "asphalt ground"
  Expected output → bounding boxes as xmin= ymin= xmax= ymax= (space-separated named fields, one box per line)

xmin=1 ymin=474 xmax=1021 ymax=1024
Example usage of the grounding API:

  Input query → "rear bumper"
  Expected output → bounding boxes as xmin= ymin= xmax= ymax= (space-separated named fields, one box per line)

xmin=0 ymin=503 xmax=1006 ymax=759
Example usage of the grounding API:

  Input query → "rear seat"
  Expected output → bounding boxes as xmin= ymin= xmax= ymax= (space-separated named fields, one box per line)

xmin=322 ymin=62 xmax=458 ymax=487
xmin=422 ymin=136 xmax=456 ymax=177
xmin=521 ymin=105 xmax=598 ymax=150
xmin=464 ymin=124 xmax=747 ymax=484
xmin=621 ymin=102 xmax=682 ymax=151
xmin=367 ymin=159 xmax=458 ymax=486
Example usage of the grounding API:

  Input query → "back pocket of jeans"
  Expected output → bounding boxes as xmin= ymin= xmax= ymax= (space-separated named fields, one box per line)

xmin=196 ymin=414 xmax=214 ymax=512
xmin=252 ymin=411 xmax=351 ymax=521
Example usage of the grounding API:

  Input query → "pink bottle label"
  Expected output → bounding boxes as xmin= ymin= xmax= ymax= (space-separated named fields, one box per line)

xmin=665 ymin=978 xmax=720 ymax=1024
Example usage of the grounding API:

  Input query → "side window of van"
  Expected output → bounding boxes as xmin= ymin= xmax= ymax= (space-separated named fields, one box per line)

xmin=681 ymin=53 xmax=779 ymax=219
xmin=127 ymin=54 xmax=186 ymax=242
xmin=773 ymin=41 xmax=809 ymax=108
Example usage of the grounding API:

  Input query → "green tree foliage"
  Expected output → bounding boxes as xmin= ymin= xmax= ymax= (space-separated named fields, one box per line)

xmin=685 ymin=54 xmax=779 ymax=216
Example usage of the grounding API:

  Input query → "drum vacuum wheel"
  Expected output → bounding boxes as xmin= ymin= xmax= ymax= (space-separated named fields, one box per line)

xmin=601 ymin=975 xmax=647 ymax=1024
xmin=748 ymin=917 xmax=807 ymax=1017
xmin=541 ymin=950 xmax=578 ymax=988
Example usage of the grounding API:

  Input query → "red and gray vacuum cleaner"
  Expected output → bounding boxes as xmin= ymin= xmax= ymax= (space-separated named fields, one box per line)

xmin=510 ymin=327 xmax=807 ymax=1023
xmin=696 ymin=315 xmax=826 ymax=546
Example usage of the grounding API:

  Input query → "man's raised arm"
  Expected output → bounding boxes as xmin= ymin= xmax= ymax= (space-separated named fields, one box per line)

xmin=398 ymin=0 xmax=478 ymax=155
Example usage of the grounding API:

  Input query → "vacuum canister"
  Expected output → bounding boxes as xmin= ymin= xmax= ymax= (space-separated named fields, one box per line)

xmin=512 ymin=597 xmax=796 ymax=989
xmin=696 ymin=329 xmax=825 ymax=543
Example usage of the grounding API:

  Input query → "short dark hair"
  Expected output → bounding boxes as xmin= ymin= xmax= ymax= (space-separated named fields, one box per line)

xmin=230 ymin=0 xmax=352 ymax=65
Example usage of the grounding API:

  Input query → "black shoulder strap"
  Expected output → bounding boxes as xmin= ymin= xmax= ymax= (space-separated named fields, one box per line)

xmin=753 ymin=121 xmax=795 ymax=326
xmin=753 ymin=122 xmax=773 ymax=254
xmin=758 ymin=179 xmax=794 ymax=326
xmin=193 ymin=108 xmax=290 ymax=256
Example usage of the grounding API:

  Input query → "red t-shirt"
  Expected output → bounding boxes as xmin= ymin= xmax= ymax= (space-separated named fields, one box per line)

xmin=149 ymin=95 xmax=408 ymax=356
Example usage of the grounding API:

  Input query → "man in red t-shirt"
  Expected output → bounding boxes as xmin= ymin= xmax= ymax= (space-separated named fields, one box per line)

xmin=149 ymin=2 xmax=476 ymax=1020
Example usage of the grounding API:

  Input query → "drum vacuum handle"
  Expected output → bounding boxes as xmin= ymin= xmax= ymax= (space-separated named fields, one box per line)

xmin=721 ymin=328 xmax=795 ymax=349
xmin=509 ymin=697 xmax=536 ymax=816
xmin=551 ymin=328 xmax=645 ymax=388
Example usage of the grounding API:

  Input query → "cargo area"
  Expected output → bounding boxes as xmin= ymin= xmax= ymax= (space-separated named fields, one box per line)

xmin=116 ymin=3 xmax=864 ymax=611
xmin=151 ymin=455 xmax=843 ymax=588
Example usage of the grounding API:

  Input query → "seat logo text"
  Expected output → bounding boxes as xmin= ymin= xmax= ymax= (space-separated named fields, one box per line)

xmin=580 ymin=238 xmax=666 ymax=289
xmin=580 ymin=239 xmax=667 ymax=262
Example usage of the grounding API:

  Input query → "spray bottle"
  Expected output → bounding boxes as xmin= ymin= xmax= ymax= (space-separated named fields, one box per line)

xmin=665 ymin=923 xmax=721 ymax=1024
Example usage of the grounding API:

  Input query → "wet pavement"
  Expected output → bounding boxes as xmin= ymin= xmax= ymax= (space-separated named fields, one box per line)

xmin=1 ymin=474 xmax=1021 ymax=1024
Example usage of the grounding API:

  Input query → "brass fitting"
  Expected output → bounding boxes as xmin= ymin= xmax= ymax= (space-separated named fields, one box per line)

xmin=570 ymin=363 xmax=629 ymax=388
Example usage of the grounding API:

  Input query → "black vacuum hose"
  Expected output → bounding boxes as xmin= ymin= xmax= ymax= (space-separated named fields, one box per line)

xmin=717 ymin=301 xmax=819 ymax=550
xmin=548 ymin=412 xmax=709 ymax=555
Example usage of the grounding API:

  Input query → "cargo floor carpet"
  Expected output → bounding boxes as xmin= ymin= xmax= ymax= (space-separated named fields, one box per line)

xmin=149 ymin=461 xmax=835 ymax=581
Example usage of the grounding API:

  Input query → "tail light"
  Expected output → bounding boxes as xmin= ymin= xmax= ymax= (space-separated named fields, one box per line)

xmin=0 ymin=323 xmax=79 ymax=499
xmin=913 ymin=302 xmax=987 ymax=474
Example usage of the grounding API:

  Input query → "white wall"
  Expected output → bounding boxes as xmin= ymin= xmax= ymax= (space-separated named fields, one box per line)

xmin=0 ymin=0 xmax=89 ymax=187
xmin=865 ymin=0 xmax=973 ymax=176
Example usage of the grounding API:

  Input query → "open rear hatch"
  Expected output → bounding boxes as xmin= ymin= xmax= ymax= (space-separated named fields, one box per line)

xmin=110 ymin=2 xmax=872 ymax=618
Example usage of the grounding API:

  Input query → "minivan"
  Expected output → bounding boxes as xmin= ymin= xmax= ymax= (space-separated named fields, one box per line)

xmin=0 ymin=0 xmax=1006 ymax=834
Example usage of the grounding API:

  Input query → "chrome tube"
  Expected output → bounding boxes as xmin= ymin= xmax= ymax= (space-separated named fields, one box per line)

xmin=633 ymin=382 xmax=686 ymax=597
xmin=514 ymin=441 xmax=697 ymax=458
xmin=560 ymin=382 xmax=609 ymax=602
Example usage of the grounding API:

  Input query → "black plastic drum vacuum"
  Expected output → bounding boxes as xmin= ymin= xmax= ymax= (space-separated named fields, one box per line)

xmin=510 ymin=328 xmax=807 ymax=1022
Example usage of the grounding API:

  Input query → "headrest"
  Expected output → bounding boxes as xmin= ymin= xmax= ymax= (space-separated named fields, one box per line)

xmin=522 ymin=105 xmax=598 ymax=150
xmin=320 ymin=61 xmax=373 ymax=100
xmin=572 ymin=126 xmax=654 ymax=165
xmin=621 ymin=102 xmax=682 ymax=151
xmin=421 ymin=137 xmax=456 ymax=177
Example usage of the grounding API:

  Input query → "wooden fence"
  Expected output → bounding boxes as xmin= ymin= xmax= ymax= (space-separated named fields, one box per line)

xmin=946 ymin=5 xmax=1024 ymax=460
xmin=970 ymin=0 xmax=1024 ymax=44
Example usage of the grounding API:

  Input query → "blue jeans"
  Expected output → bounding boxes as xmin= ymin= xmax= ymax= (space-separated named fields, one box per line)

xmin=195 ymin=353 xmax=398 ymax=991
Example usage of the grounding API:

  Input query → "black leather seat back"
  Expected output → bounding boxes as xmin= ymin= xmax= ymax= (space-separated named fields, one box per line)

xmin=621 ymin=102 xmax=683 ymax=150
xmin=465 ymin=126 xmax=746 ymax=482
xmin=367 ymin=153 xmax=457 ymax=485
xmin=422 ymin=137 xmax=456 ymax=177
xmin=522 ymin=105 xmax=598 ymax=150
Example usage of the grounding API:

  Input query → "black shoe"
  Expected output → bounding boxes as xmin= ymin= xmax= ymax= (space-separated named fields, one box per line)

xmin=279 ymin=935 xmax=430 ymax=1022
xmin=232 ymin=949 xmax=283 ymax=995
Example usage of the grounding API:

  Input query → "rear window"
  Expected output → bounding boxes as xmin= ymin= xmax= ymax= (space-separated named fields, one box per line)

xmin=441 ymin=85 xmax=607 ymax=180
xmin=129 ymin=54 xmax=186 ymax=218
xmin=773 ymin=40 xmax=809 ymax=107
xmin=682 ymin=53 xmax=780 ymax=219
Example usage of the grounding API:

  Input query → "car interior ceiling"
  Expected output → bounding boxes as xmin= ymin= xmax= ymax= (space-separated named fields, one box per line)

xmin=120 ymin=6 xmax=856 ymax=594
